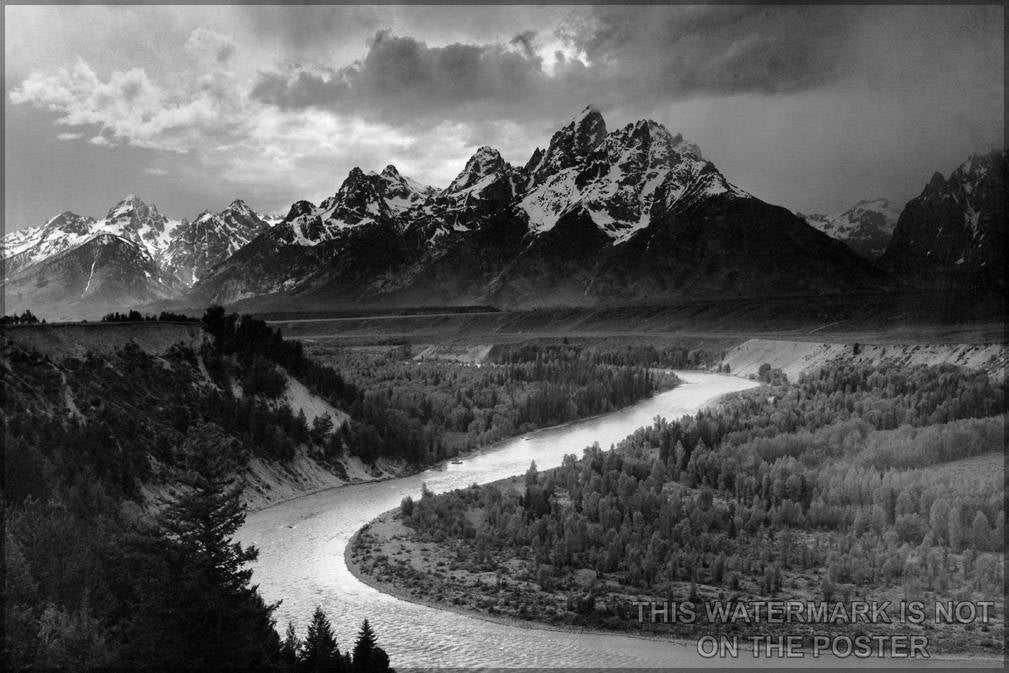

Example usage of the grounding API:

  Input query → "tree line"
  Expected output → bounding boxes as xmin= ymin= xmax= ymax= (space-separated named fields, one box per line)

xmin=399 ymin=361 xmax=1005 ymax=628
xmin=1 ymin=308 xmax=403 ymax=669
xmin=5 ymin=425 xmax=395 ymax=670
xmin=309 ymin=342 xmax=679 ymax=465
xmin=101 ymin=310 xmax=200 ymax=322
xmin=1 ymin=309 xmax=43 ymax=325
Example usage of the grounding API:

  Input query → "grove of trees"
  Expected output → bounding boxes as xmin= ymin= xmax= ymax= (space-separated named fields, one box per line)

xmin=395 ymin=361 xmax=1005 ymax=644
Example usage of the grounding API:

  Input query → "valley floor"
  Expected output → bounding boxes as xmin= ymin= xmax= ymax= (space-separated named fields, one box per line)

xmin=346 ymin=487 xmax=1004 ymax=659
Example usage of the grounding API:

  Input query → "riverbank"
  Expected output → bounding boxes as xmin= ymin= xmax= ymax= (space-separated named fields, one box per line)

xmin=253 ymin=372 xmax=1009 ymax=668
xmin=240 ymin=371 xmax=688 ymax=513
xmin=345 ymin=499 xmax=1002 ymax=663
xmin=344 ymin=503 xmax=693 ymax=651
xmin=342 ymin=369 xmax=1005 ymax=661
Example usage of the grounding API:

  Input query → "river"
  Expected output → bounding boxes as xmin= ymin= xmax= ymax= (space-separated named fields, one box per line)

xmin=238 ymin=372 xmax=989 ymax=669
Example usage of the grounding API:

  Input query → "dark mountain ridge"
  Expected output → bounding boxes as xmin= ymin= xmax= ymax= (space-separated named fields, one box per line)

xmin=189 ymin=106 xmax=886 ymax=310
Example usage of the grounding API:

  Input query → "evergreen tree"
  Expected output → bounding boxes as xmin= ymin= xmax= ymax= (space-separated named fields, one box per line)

xmin=301 ymin=606 xmax=342 ymax=672
xmin=351 ymin=619 xmax=379 ymax=671
xmin=948 ymin=505 xmax=964 ymax=552
xmin=281 ymin=621 xmax=302 ymax=670
xmin=970 ymin=511 xmax=991 ymax=550
xmin=123 ymin=426 xmax=280 ymax=668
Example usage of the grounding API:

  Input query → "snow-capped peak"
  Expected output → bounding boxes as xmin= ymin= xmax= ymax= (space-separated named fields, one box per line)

xmin=519 ymin=110 xmax=742 ymax=243
xmin=3 ymin=211 xmax=98 ymax=270
xmin=799 ymin=198 xmax=900 ymax=259
xmin=445 ymin=147 xmax=510 ymax=195
xmin=374 ymin=164 xmax=436 ymax=213
xmin=227 ymin=198 xmax=255 ymax=215
xmin=161 ymin=199 xmax=272 ymax=285
xmin=527 ymin=105 xmax=608 ymax=186
xmin=106 ymin=193 xmax=155 ymax=219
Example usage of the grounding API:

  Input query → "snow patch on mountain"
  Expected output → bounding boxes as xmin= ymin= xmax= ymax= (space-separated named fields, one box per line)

xmin=799 ymin=198 xmax=901 ymax=259
xmin=520 ymin=117 xmax=746 ymax=242
xmin=3 ymin=195 xmax=274 ymax=292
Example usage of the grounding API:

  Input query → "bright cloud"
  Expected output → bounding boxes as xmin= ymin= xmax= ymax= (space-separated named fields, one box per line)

xmin=3 ymin=5 xmax=1003 ymax=230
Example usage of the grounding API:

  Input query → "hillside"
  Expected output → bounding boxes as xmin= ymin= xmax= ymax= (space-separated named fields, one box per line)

xmin=720 ymin=338 xmax=1007 ymax=381
xmin=0 ymin=318 xmax=408 ymax=513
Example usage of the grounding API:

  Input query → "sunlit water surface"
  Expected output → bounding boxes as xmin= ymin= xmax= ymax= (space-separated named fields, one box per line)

xmin=239 ymin=372 xmax=988 ymax=669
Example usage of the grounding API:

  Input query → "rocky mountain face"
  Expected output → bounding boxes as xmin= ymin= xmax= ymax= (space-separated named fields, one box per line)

xmin=881 ymin=150 xmax=1006 ymax=291
xmin=799 ymin=198 xmax=901 ymax=259
xmin=190 ymin=106 xmax=882 ymax=309
xmin=3 ymin=195 xmax=273 ymax=318
xmin=161 ymin=200 xmax=271 ymax=286
xmin=22 ymin=107 xmax=991 ymax=317
xmin=3 ymin=234 xmax=175 ymax=318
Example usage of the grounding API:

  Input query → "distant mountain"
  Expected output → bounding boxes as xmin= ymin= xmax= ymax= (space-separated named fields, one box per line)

xmin=191 ymin=106 xmax=882 ymax=309
xmin=799 ymin=198 xmax=901 ymax=259
xmin=162 ymin=200 xmax=271 ymax=286
xmin=3 ymin=233 xmax=176 ymax=318
xmin=2 ymin=195 xmax=273 ymax=318
xmin=3 ymin=211 xmax=99 ymax=276
xmin=882 ymin=150 xmax=1006 ymax=291
xmin=15 ymin=107 xmax=950 ymax=318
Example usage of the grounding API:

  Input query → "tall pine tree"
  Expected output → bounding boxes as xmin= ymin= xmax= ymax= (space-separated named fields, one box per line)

xmin=352 ymin=619 xmax=394 ymax=673
xmin=123 ymin=424 xmax=280 ymax=668
xmin=301 ymin=606 xmax=343 ymax=672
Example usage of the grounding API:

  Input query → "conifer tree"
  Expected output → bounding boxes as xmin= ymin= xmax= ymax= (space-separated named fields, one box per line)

xmin=123 ymin=424 xmax=280 ymax=668
xmin=301 ymin=606 xmax=341 ymax=672
xmin=352 ymin=619 xmax=377 ymax=670
xmin=281 ymin=621 xmax=302 ymax=669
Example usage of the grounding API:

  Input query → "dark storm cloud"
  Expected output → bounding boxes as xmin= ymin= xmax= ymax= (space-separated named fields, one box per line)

xmin=250 ymin=6 xmax=858 ymax=125
xmin=559 ymin=5 xmax=854 ymax=98
xmin=510 ymin=30 xmax=538 ymax=60
xmin=250 ymin=30 xmax=554 ymax=123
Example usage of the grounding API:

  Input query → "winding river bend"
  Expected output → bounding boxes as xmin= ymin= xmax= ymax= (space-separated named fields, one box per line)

xmin=238 ymin=373 xmax=980 ymax=669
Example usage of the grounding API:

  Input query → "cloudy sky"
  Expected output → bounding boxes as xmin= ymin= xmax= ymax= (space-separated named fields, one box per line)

xmin=4 ymin=4 xmax=1004 ymax=232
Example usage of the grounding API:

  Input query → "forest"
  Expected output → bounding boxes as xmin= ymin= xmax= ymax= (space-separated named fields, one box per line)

xmin=305 ymin=339 xmax=680 ymax=464
xmin=1 ymin=309 xmax=399 ymax=670
xmin=2 ymin=308 xmax=680 ymax=668
xmin=376 ymin=361 xmax=1005 ymax=653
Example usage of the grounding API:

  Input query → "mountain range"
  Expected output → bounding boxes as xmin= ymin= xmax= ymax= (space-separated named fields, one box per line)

xmin=798 ymin=199 xmax=902 ymax=260
xmin=3 ymin=108 xmax=1004 ymax=319
xmin=882 ymin=149 xmax=1006 ymax=292
xmin=3 ymin=197 xmax=273 ymax=317
xmin=186 ymin=107 xmax=880 ymax=310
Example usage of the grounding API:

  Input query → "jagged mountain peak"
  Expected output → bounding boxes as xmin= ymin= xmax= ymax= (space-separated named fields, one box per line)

xmin=161 ymin=199 xmax=272 ymax=286
xmin=568 ymin=105 xmax=607 ymax=142
xmin=951 ymin=149 xmax=1005 ymax=182
xmin=341 ymin=166 xmax=370 ymax=187
xmin=606 ymin=119 xmax=704 ymax=166
xmin=527 ymin=106 xmax=608 ymax=186
xmin=107 ymin=193 xmax=157 ymax=216
xmin=800 ymin=198 xmax=900 ymax=260
xmin=445 ymin=146 xmax=512 ymax=195
xmin=284 ymin=200 xmax=317 ymax=222
xmin=319 ymin=168 xmax=385 ymax=211
xmin=44 ymin=211 xmax=95 ymax=234
xmin=517 ymin=107 xmax=743 ymax=242
xmin=882 ymin=149 xmax=1006 ymax=288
